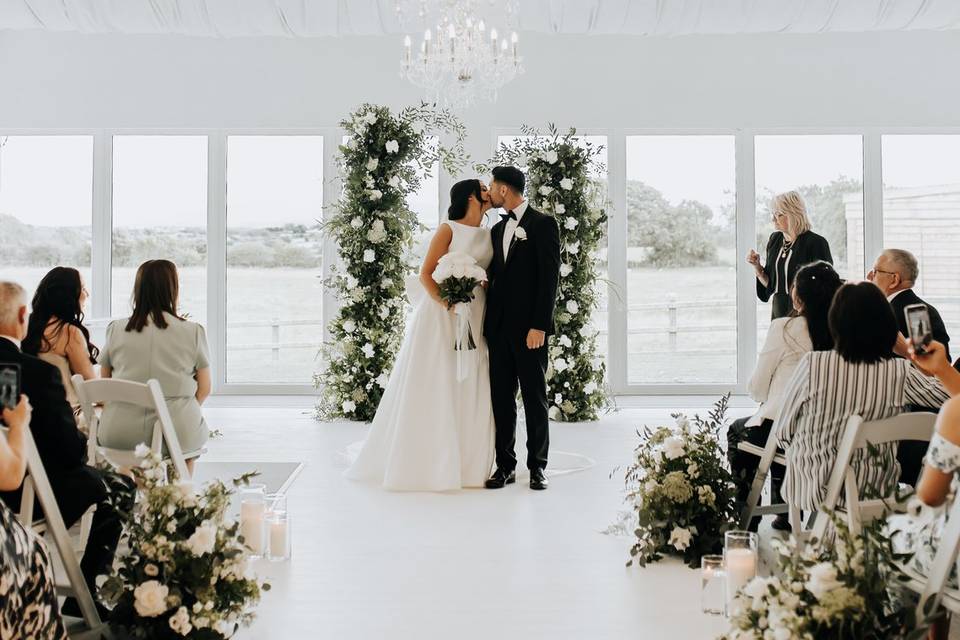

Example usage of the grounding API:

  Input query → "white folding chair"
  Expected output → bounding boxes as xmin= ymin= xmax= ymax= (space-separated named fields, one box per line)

xmin=812 ymin=412 xmax=937 ymax=541
xmin=907 ymin=494 xmax=960 ymax=621
xmin=3 ymin=426 xmax=106 ymax=639
xmin=72 ymin=375 xmax=196 ymax=482
xmin=737 ymin=427 xmax=797 ymax=532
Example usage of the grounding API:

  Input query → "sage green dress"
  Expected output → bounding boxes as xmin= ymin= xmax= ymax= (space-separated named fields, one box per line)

xmin=97 ymin=312 xmax=210 ymax=453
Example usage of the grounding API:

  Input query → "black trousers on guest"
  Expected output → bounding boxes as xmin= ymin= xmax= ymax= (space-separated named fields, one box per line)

xmin=488 ymin=330 xmax=549 ymax=473
xmin=726 ymin=417 xmax=784 ymax=526
xmin=898 ymin=404 xmax=941 ymax=487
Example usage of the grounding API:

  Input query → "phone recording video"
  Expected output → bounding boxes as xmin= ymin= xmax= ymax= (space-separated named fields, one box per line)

xmin=0 ymin=363 xmax=20 ymax=412
xmin=904 ymin=303 xmax=934 ymax=356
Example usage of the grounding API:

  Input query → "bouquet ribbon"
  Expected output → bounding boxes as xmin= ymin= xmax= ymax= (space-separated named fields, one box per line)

xmin=453 ymin=302 xmax=477 ymax=382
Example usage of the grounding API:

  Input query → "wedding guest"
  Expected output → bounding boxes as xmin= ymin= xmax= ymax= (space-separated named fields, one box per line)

xmin=727 ymin=261 xmax=841 ymax=531
xmin=98 ymin=260 xmax=210 ymax=467
xmin=0 ymin=394 xmax=68 ymax=639
xmin=0 ymin=281 xmax=133 ymax=621
xmin=775 ymin=282 xmax=960 ymax=514
xmin=868 ymin=248 xmax=951 ymax=361
xmin=888 ymin=339 xmax=960 ymax=640
xmin=747 ymin=191 xmax=833 ymax=320
xmin=23 ymin=266 xmax=98 ymax=431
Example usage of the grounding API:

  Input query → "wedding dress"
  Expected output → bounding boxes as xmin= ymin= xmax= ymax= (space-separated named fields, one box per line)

xmin=345 ymin=220 xmax=496 ymax=491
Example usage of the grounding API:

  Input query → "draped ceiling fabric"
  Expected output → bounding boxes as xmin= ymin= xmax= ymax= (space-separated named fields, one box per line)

xmin=1 ymin=0 xmax=959 ymax=37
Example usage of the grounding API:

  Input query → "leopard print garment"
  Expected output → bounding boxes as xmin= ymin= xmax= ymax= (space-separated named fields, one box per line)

xmin=0 ymin=503 xmax=67 ymax=640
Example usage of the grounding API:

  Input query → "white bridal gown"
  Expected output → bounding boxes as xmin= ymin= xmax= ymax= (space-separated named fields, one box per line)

xmin=345 ymin=220 xmax=496 ymax=491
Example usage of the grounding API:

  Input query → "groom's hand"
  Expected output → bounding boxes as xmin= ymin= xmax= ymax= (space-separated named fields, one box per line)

xmin=526 ymin=329 xmax=546 ymax=350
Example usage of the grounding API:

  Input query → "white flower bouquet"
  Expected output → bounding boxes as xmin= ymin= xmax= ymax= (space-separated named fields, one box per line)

xmin=101 ymin=449 xmax=270 ymax=638
xmin=432 ymin=251 xmax=487 ymax=380
xmin=620 ymin=395 xmax=739 ymax=568
xmin=721 ymin=517 xmax=920 ymax=640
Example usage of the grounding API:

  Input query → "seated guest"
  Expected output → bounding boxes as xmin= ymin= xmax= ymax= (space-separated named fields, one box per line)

xmin=776 ymin=282 xmax=960 ymax=514
xmin=868 ymin=248 xmax=950 ymax=361
xmin=888 ymin=340 xmax=960 ymax=640
xmin=0 ymin=281 xmax=134 ymax=620
xmin=728 ymin=261 xmax=841 ymax=531
xmin=23 ymin=266 xmax=99 ymax=431
xmin=99 ymin=260 xmax=210 ymax=465
xmin=0 ymin=394 xmax=68 ymax=639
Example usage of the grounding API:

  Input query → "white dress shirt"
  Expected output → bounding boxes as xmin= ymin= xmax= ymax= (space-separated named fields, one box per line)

xmin=0 ymin=335 xmax=21 ymax=349
xmin=887 ymin=288 xmax=909 ymax=303
xmin=502 ymin=199 xmax=529 ymax=259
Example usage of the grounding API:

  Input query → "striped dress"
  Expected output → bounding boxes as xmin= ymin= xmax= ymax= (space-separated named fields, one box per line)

xmin=775 ymin=351 xmax=949 ymax=511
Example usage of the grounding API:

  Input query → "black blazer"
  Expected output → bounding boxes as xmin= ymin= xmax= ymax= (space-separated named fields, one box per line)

xmin=484 ymin=206 xmax=561 ymax=338
xmin=0 ymin=338 xmax=86 ymax=475
xmin=756 ymin=230 xmax=833 ymax=302
xmin=890 ymin=288 xmax=951 ymax=362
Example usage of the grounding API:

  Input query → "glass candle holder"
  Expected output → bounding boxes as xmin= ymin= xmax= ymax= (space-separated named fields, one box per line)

xmin=239 ymin=483 xmax=266 ymax=558
xmin=700 ymin=554 xmax=725 ymax=615
xmin=267 ymin=510 xmax=291 ymax=562
xmin=724 ymin=531 xmax=759 ymax=615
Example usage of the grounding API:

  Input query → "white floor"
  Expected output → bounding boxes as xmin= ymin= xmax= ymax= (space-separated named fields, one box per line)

xmin=198 ymin=400 xmax=754 ymax=640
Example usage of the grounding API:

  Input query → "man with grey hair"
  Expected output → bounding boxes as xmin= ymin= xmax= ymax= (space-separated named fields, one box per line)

xmin=0 ymin=280 xmax=133 ymax=621
xmin=868 ymin=248 xmax=951 ymax=361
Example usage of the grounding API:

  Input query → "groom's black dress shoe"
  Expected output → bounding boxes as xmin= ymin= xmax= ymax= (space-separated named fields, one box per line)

xmin=485 ymin=468 xmax=516 ymax=489
xmin=530 ymin=468 xmax=549 ymax=491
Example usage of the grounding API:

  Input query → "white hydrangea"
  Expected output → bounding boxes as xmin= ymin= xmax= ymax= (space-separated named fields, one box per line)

xmin=366 ymin=157 xmax=379 ymax=171
xmin=560 ymin=177 xmax=574 ymax=190
xmin=558 ymin=335 xmax=572 ymax=348
xmin=564 ymin=217 xmax=578 ymax=230
xmin=662 ymin=436 xmax=685 ymax=460
xmin=186 ymin=521 xmax=217 ymax=557
xmin=367 ymin=219 xmax=387 ymax=244
xmin=553 ymin=358 xmax=569 ymax=373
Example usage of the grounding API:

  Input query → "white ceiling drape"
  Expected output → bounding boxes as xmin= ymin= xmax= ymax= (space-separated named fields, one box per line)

xmin=2 ymin=0 xmax=960 ymax=37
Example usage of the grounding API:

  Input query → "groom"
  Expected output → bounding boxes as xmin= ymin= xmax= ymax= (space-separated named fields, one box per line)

xmin=484 ymin=166 xmax=561 ymax=491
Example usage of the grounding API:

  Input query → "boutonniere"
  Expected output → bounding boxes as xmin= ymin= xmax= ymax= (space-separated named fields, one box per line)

xmin=514 ymin=227 xmax=528 ymax=241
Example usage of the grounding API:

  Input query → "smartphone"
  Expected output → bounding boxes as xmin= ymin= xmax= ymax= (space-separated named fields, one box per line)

xmin=904 ymin=303 xmax=933 ymax=355
xmin=0 ymin=363 xmax=20 ymax=411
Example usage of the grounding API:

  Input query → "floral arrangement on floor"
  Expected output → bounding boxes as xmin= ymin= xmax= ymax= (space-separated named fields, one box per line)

xmin=316 ymin=102 xmax=468 ymax=422
xmin=487 ymin=125 xmax=610 ymax=422
xmin=101 ymin=447 xmax=269 ymax=638
xmin=621 ymin=395 xmax=739 ymax=567
xmin=721 ymin=517 xmax=921 ymax=640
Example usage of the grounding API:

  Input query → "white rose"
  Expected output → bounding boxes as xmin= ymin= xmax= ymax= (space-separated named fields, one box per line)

xmin=554 ymin=393 xmax=563 ymax=404
xmin=662 ymin=436 xmax=685 ymax=460
xmin=186 ymin=522 xmax=217 ymax=557
xmin=805 ymin=562 xmax=843 ymax=600
xmin=544 ymin=150 xmax=559 ymax=164
xmin=169 ymin=606 xmax=193 ymax=636
xmin=363 ymin=112 xmax=377 ymax=125
xmin=350 ymin=217 xmax=363 ymax=229
xmin=367 ymin=189 xmax=383 ymax=201
xmin=564 ymin=217 xmax=578 ymax=230
xmin=342 ymin=400 xmax=356 ymax=414
xmin=514 ymin=227 xmax=527 ymax=241
xmin=385 ymin=140 xmax=399 ymax=154
xmin=558 ymin=335 xmax=572 ymax=348
xmin=133 ymin=580 xmax=170 ymax=618
xmin=363 ymin=249 xmax=376 ymax=263
xmin=134 ymin=443 xmax=151 ymax=458
xmin=560 ymin=177 xmax=574 ymax=190
xmin=559 ymin=263 xmax=573 ymax=277
xmin=376 ymin=373 xmax=390 ymax=389
xmin=548 ymin=406 xmax=561 ymax=420
xmin=342 ymin=320 xmax=356 ymax=333
xmin=668 ymin=526 xmax=692 ymax=551
xmin=361 ymin=343 xmax=375 ymax=358
xmin=345 ymin=274 xmax=359 ymax=289
xmin=566 ymin=300 xmax=579 ymax=314
xmin=553 ymin=358 xmax=569 ymax=373
xmin=555 ymin=203 xmax=566 ymax=214
xmin=583 ymin=381 xmax=597 ymax=394
xmin=538 ymin=185 xmax=554 ymax=196
xmin=379 ymin=306 xmax=389 ymax=319
xmin=366 ymin=157 xmax=379 ymax=171
xmin=566 ymin=241 xmax=580 ymax=255
xmin=388 ymin=175 xmax=400 ymax=188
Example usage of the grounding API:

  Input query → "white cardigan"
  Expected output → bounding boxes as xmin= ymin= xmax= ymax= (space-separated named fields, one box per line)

xmin=746 ymin=316 xmax=813 ymax=426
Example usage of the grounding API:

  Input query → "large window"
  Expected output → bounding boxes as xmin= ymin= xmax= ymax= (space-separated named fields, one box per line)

xmin=226 ymin=136 xmax=324 ymax=384
xmin=0 ymin=135 xmax=92 ymax=298
xmin=881 ymin=135 xmax=960 ymax=335
xmin=754 ymin=135 xmax=864 ymax=346
xmin=626 ymin=136 xmax=737 ymax=384
xmin=112 ymin=136 xmax=208 ymax=323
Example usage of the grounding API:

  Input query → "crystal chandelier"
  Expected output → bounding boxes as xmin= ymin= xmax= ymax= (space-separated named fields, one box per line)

xmin=397 ymin=0 xmax=524 ymax=109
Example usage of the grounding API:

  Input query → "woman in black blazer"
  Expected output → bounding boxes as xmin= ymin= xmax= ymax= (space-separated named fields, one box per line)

xmin=748 ymin=191 xmax=833 ymax=320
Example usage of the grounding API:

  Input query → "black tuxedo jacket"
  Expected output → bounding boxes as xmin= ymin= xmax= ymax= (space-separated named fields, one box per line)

xmin=484 ymin=205 xmax=561 ymax=338
xmin=890 ymin=288 xmax=951 ymax=362
xmin=756 ymin=230 xmax=833 ymax=302
xmin=0 ymin=338 xmax=86 ymax=476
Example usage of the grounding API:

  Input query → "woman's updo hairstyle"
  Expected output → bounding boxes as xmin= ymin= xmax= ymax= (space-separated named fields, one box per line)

xmin=447 ymin=179 xmax=483 ymax=221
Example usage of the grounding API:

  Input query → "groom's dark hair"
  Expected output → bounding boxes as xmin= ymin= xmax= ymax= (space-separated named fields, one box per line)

xmin=492 ymin=165 xmax=525 ymax=195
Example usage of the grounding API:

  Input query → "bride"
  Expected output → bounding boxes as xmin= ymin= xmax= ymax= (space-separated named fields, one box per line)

xmin=345 ymin=179 xmax=496 ymax=491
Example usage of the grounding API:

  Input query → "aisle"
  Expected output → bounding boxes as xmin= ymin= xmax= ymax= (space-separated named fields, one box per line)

xmin=200 ymin=402 xmax=745 ymax=640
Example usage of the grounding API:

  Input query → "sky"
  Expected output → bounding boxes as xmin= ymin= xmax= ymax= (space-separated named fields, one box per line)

xmin=1 ymin=133 xmax=959 ymax=230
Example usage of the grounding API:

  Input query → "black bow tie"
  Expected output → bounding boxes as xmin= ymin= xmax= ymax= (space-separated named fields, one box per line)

xmin=500 ymin=210 xmax=516 ymax=221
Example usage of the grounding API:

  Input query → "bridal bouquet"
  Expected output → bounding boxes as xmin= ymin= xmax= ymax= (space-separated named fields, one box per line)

xmin=621 ymin=395 xmax=739 ymax=568
xmin=721 ymin=518 xmax=920 ymax=640
xmin=101 ymin=447 xmax=269 ymax=639
xmin=433 ymin=251 xmax=487 ymax=380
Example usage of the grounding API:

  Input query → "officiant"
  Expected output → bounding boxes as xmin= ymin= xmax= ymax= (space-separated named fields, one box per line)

xmin=747 ymin=190 xmax=834 ymax=320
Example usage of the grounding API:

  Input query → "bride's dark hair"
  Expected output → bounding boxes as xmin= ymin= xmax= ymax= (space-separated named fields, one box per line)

xmin=447 ymin=179 xmax=483 ymax=221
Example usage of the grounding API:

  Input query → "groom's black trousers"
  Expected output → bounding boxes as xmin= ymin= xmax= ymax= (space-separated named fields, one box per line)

xmin=488 ymin=330 xmax=550 ymax=473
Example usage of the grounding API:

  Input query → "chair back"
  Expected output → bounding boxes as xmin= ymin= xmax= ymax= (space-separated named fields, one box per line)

xmin=917 ymin=493 xmax=960 ymax=620
xmin=72 ymin=374 xmax=190 ymax=479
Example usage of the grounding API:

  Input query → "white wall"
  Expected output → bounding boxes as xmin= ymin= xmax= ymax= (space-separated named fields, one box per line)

xmin=2 ymin=29 xmax=960 ymax=162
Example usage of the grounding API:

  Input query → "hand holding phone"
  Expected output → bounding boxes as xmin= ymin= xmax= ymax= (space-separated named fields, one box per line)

xmin=905 ymin=303 xmax=933 ymax=355
xmin=0 ymin=364 xmax=20 ymax=412
xmin=1 ymin=394 xmax=31 ymax=430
